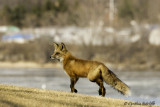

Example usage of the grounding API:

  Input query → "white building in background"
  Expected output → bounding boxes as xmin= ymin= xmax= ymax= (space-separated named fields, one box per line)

xmin=0 ymin=26 xmax=20 ymax=33
xmin=2 ymin=33 xmax=34 ymax=44
xmin=149 ymin=28 xmax=160 ymax=46
xmin=0 ymin=26 xmax=8 ymax=32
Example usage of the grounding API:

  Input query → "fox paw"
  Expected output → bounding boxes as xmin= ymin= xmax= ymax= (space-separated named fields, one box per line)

xmin=74 ymin=89 xmax=78 ymax=93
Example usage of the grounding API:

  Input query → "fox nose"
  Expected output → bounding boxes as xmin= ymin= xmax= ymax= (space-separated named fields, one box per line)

xmin=50 ymin=56 xmax=51 ymax=59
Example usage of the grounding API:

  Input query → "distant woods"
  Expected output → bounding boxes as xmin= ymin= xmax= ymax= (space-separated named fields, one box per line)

xmin=0 ymin=0 xmax=160 ymax=27
xmin=0 ymin=0 xmax=70 ymax=27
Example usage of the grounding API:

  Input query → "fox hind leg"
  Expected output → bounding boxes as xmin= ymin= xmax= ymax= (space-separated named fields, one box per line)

xmin=96 ymin=79 xmax=106 ymax=97
xmin=70 ymin=77 xmax=79 ymax=93
xmin=87 ymin=65 xmax=106 ymax=97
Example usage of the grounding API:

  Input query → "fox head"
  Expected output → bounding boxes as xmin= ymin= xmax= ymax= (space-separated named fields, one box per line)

xmin=50 ymin=42 xmax=68 ymax=62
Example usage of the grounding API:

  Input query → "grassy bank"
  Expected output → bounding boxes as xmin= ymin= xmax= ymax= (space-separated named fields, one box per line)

xmin=0 ymin=84 xmax=157 ymax=107
xmin=0 ymin=61 xmax=59 ymax=68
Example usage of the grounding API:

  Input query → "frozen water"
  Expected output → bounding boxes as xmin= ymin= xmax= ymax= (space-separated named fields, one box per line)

xmin=0 ymin=68 xmax=159 ymax=105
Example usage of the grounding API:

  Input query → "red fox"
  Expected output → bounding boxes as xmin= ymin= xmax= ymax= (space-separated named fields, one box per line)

xmin=50 ymin=43 xmax=131 ymax=97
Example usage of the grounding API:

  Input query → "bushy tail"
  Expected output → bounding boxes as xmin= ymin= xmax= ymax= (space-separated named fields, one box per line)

xmin=102 ymin=69 xmax=131 ymax=96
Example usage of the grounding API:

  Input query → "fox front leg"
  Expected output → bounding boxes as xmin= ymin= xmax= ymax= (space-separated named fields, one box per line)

xmin=70 ymin=77 xmax=79 ymax=93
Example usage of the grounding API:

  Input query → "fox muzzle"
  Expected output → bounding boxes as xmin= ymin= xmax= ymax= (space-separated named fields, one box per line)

xmin=50 ymin=56 xmax=55 ymax=59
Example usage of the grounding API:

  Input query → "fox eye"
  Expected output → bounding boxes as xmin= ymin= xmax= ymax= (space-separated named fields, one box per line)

xmin=55 ymin=52 xmax=60 ymax=55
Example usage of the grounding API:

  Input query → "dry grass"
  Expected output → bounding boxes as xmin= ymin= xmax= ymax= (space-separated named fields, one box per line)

xmin=0 ymin=84 xmax=158 ymax=107
xmin=0 ymin=39 xmax=160 ymax=71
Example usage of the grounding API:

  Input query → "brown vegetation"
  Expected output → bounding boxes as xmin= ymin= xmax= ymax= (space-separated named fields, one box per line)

xmin=68 ymin=42 xmax=160 ymax=71
xmin=0 ymin=37 xmax=159 ymax=71
xmin=0 ymin=36 xmax=54 ymax=63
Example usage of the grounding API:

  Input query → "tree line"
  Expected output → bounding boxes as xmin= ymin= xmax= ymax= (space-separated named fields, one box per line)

xmin=0 ymin=0 xmax=160 ymax=28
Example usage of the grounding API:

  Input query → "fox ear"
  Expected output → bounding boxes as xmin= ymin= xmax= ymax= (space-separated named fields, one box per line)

xmin=53 ymin=42 xmax=59 ymax=49
xmin=60 ymin=42 xmax=67 ymax=51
